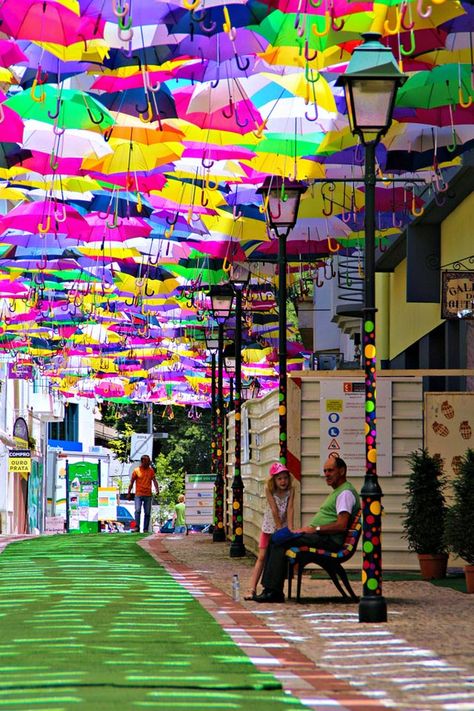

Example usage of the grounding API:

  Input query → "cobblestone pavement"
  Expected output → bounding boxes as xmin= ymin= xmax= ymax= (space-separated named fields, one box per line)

xmin=154 ymin=533 xmax=474 ymax=711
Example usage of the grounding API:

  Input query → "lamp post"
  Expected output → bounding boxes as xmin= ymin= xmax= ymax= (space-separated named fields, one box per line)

xmin=257 ymin=178 xmax=305 ymax=466
xmin=209 ymin=284 xmax=235 ymax=542
xmin=205 ymin=331 xmax=219 ymax=476
xmin=336 ymin=33 xmax=406 ymax=623
xmin=228 ymin=262 xmax=250 ymax=557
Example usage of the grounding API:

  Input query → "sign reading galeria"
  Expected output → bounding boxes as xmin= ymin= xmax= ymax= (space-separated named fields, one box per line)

xmin=442 ymin=271 xmax=474 ymax=319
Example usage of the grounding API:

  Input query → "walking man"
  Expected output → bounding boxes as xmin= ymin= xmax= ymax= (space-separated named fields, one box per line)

xmin=127 ymin=455 xmax=159 ymax=532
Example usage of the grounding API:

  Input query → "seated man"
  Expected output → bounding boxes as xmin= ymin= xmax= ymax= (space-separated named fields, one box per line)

xmin=255 ymin=456 xmax=360 ymax=603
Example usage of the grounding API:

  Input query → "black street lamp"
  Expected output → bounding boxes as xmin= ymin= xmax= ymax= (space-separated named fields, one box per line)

xmin=336 ymin=33 xmax=406 ymax=623
xmin=205 ymin=330 xmax=219 ymax=477
xmin=257 ymin=177 xmax=305 ymax=467
xmin=228 ymin=261 xmax=250 ymax=558
xmin=209 ymin=284 xmax=235 ymax=543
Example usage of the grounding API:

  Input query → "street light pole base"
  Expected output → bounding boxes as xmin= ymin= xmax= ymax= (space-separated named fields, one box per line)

xmin=212 ymin=529 xmax=226 ymax=543
xmin=359 ymin=595 xmax=387 ymax=623
xmin=229 ymin=541 xmax=246 ymax=557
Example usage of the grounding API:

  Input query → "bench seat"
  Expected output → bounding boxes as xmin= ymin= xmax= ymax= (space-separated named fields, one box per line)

xmin=286 ymin=509 xmax=362 ymax=602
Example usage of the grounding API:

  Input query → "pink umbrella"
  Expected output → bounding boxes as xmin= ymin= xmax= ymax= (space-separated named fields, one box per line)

xmin=0 ymin=201 xmax=91 ymax=239
xmin=0 ymin=39 xmax=28 ymax=67
xmin=0 ymin=101 xmax=24 ymax=143
xmin=0 ymin=0 xmax=105 ymax=45
xmin=84 ymin=214 xmax=153 ymax=243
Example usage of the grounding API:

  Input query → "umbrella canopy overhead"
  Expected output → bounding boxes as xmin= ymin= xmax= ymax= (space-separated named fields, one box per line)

xmin=0 ymin=0 xmax=470 ymax=406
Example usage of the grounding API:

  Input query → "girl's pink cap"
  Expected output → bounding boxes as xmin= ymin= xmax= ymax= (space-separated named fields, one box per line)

xmin=269 ymin=462 xmax=290 ymax=477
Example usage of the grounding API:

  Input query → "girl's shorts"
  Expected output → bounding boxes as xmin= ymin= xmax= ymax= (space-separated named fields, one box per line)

xmin=259 ymin=531 xmax=272 ymax=549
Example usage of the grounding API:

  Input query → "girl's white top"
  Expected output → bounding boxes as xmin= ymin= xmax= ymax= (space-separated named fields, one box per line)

xmin=261 ymin=490 xmax=291 ymax=534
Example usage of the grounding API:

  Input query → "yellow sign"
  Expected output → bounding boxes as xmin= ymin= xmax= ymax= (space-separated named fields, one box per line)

xmin=9 ymin=449 xmax=32 ymax=475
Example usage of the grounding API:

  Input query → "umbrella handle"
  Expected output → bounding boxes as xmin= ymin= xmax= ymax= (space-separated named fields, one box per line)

xmin=164 ymin=224 xmax=175 ymax=239
xmin=234 ymin=54 xmax=250 ymax=72
xmin=47 ymin=97 xmax=62 ymax=120
xmin=312 ymin=12 xmax=331 ymax=38
xmin=49 ymin=152 xmax=59 ymax=171
xmin=259 ymin=194 xmax=269 ymax=214
xmin=305 ymin=64 xmax=320 ymax=83
xmin=411 ymin=193 xmax=424 ymax=218
xmin=384 ymin=8 xmax=401 ymax=35
xmin=202 ymin=156 xmax=214 ymax=169
xmin=304 ymin=40 xmax=317 ymax=63
xmin=459 ymin=87 xmax=473 ymax=110
xmin=327 ymin=237 xmax=340 ymax=253
xmin=183 ymin=0 xmax=201 ymax=9
xmin=112 ymin=0 xmax=129 ymax=17
xmin=416 ymin=0 xmax=431 ymax=19
xmin=118 ymin=13 xmax=133 ymax=30
xmin=400 ymin=3 xmax=415 ymax=31
xmin=252 ymin=121 xmax=267 ymax=139
xmin=235 ymin=107 xmax=249 ymax=128
xmin=118 ymin=26 xmax=134 ymax=42
xmin=87 ymin=107 xmax=104 ymax=125
xmin=30 ymin=79 xmax=45 ymax=103
xmin=330 ymin=8 xmax=344 ymax=32
xmin=38 ymin=216 xmax=51 ymax=233
xmin=138 ymin=99 xmax=153 ymax=123
xmin=400 ymin=30 xmax=415 ymax=56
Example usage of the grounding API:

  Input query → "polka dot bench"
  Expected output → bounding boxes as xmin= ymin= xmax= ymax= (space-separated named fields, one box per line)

xmin=285 ymin=509 xmax=362 ymax=602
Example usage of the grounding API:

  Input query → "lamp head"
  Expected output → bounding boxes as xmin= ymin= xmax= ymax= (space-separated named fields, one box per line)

xmin=335 ymin=33 xmax=407 ymax=145
xmin=257 ymin=176 xmax=306 ymax=235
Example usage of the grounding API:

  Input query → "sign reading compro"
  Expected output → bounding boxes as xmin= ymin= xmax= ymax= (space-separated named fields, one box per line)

xmin=442 ymin=271 xmax=474 ymax=319
xmin=8 ymin=449 xmax=32 ymax=474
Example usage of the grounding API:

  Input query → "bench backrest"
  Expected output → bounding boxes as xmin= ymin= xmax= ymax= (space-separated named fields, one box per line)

xmin=286 ymin=509 xmax=363 ymax=562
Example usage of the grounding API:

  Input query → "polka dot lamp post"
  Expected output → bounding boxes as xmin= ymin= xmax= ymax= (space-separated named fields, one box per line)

xmin=336 ymin=33 xmax=406 ymax=623
xmin=257 ymin=178 xmax=306 ymax=467
xmin=229 ymin=263 xmax=250 ymax=558
xmin=209 ymin=286 xmax=235 ymax=543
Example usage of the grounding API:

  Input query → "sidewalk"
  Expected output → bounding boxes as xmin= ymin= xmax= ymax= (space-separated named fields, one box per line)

xmin=147 ymin=532 xmax=474 ymax=711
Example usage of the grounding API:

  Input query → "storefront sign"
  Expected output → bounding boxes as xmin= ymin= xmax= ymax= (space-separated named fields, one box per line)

xmin=8 ymin=449 xmax=32 ymax=474
xmin=442 ymin=271 xmax=474 ymax=319
xmin=8 ymin=363 xmax=33 ymax=380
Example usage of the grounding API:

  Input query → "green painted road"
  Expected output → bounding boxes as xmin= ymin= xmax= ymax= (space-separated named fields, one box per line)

xmin=0 ymin=535 xmax=306 ymax=710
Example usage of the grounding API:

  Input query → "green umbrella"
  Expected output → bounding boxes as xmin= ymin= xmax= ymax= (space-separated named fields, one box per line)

xmin=5 ymin=85 xmax=114 ymax=130
xmin=250 ymin=10 xmax=374 ymax=52
xmin=396 ymin=64 xmax=474 ymax=109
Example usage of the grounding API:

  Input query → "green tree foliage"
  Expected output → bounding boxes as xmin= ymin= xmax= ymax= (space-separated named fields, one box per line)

xmin=99 ymin=403 xmax=212 ymax=520
xmin=402 ymin=449 xmax=447 ymax=554
xmin=158 ymin=407 xmax=212 ymax=475
xmin=154 ymin=452 xmax=185 ymax=523
xmin=445 ymin=448 xmax=474 ymax=565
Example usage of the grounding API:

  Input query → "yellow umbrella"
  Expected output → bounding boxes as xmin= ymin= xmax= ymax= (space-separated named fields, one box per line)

xmin=0 ymin=187 xmax=29 ymax=202
xmin=36 ymin=39 xmax=109 ymax=62
xmin=82 ymin=138 xmax=183 ymax=174
xmin=258 ymin=45 xmax=353 ymax=70
xmin=316 ymin=125 xmax=357 ymax=155
xmin=261 ymin=71 xmax=337 ymax=113
xmin=155 ymin=179 xmax=227 ymax=211
xmin=239 ymin=153 xmax=326 ymax=180
xmin=373 ymin=0 xmax=464 ymax=35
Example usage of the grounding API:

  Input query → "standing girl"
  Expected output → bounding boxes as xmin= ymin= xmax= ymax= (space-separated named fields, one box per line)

xmin=244 ymin=462 xmax=294 ymax=601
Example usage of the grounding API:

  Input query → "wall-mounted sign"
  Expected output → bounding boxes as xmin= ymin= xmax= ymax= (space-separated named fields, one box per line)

xmin=442 ymin=271 xmax=474 ymax=319
xmin=8 ymin=363 xmax=33 ymax=380
xmin=13 ymin=417 xmax=29 ymax=449
xmin=9 ymin=449 xmax=32 ymax=475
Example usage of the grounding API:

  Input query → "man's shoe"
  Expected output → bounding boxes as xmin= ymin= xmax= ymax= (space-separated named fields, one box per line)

xmin=254 ymin=589 xmax=285 ymax=603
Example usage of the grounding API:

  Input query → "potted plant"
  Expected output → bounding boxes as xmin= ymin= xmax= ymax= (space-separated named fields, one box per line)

xmin=445 ymin=449 xmax=474 ymax=593
xmin=402 ymin=449 xmax=448 ymax=580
